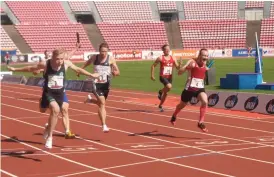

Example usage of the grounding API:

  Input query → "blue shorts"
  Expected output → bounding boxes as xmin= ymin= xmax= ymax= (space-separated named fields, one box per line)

xmin=63 ymin=92 xmax=69 ymax=103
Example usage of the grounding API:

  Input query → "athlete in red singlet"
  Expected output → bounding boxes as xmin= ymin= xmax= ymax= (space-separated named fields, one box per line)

xmin=170 ymin=49 xmax=209 ymax=132
xmin=151 ymin=44 xmax=180 ymax=112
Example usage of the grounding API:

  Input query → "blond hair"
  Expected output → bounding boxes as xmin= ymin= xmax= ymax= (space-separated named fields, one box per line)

xmin=52 ymin=48 xmax=67 ymax=58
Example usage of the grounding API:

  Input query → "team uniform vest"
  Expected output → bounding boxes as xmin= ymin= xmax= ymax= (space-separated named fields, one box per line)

xmin=185 ymin=61 xmax=207 ymax=91
xmin=43 ymin=60 xmax=66 ymax=100
xmin=93 ymin=55 xmax=111 ymax=84
xmin=159 ymin=55 xmax=175 ymax=78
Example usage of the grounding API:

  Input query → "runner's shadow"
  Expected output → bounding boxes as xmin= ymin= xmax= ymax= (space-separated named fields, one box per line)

xmin=33 ymin=133 xmax=79 ymax=138
xmin=1 ymin=150 xmax=41 ymax=162
xmin=116 ymin=109 xmax=153 ymax=113
xmin=128 ymin=130 xmax=200 ymax=139
xmin=1 ymin=136 xmax=64 ymax=148
xmin=33 ymin=133 xmax=101 ymax=142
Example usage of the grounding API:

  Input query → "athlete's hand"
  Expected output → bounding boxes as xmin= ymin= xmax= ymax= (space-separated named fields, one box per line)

xmin=76 ymin=42 xmax=81 ymax=49
xmin=76 ymin=72 xmax=80 ymax=77
xmin=112 ymin=70 xmax=119 ymax=77
xmin=151 ymin=76 xmax=155 ymax=81
xmin=7 ymin=66 xmax=15 ymax=71
xmin=33 ymin=70 xmax=41 ymax=75
xmin=90 ymin=73 xmax=100 ymax=79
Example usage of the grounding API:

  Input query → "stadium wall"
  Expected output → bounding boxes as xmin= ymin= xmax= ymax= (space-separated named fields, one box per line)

xmin=4 ymin=48 xmax=274 ymax=65
xmin=2 ymin=75 xmax=273 ymax=115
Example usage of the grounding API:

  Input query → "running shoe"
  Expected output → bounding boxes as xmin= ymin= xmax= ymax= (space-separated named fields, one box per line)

xmin=159 ymin=105 xmax=164 ymax=112
xmin=65 ymin=131 xmax=76 ymax=139
xmin=158 ymin=90 xmax=162 ymax=100
xmin=170 ymin=115 xmax=176 ymax=126
xmin=198 ymin=122 xmax=208 ymax=132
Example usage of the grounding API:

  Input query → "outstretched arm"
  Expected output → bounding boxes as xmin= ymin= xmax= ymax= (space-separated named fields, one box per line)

xmin=110 ymin=57 xmax=120 ymax=76
xmin=33 ymin=69 xmax=44 ymax=75
xmin=7 ymin=62 xmax=46 ymax=73
xmin=178 ymin=59 xmax=194 ymax=75
xmin=65 ymin=60 xmax=99 ymax=79
xmin=76 ymin=55 xmax=95 ymax=77
xmin=174 ymin=58 xmax=181 ymax=70
xmin=67 ymin=43 xmax=81 ymax=60
xmin=32 ymin=60 xmax=46 ymax=75
xmin=82 ymin=55 xmax=95 ymax=69
xmin=150 ymin=57 xmax=161 ymax=81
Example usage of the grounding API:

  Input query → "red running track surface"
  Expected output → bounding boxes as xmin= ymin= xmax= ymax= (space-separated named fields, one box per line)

xmin=1 ymin=83 xmax=274 ymax=177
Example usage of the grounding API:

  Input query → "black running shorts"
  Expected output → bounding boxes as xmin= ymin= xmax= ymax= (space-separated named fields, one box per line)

xmin=159 ymin=76 xmax=172 ymax=86
xmin=181 ymin=89 xmax=206 ymax=103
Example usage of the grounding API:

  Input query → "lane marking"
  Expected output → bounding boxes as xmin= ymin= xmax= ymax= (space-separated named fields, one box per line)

xmin=2 ymin=93 xmax=274 ymax=135
xmin=1 ymin=115 xmax=236 ymax=177
xmin=2 ymin=85 xmax=273 ymax=123
xmin=131 ymin=144 xmax=164 ymax=148
xmin=195 ymin=141 xmax=229 ymax=145
xmin=0 ymin=169 xmax=18 ymax=177
xmin=2 ymin=104 xmax=274 ymax=166
xmin=0 ymin=134 xmax=125 ymax=177
xmin=58 ymin=145 xmax=267 ymax=177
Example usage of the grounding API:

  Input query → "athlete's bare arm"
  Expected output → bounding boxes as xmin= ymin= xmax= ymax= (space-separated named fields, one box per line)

xmin=83 ymin=55 xmax=96 ymax=69
xmin=33 ymin=69 xmax=44 ymax=75
xmin=65 ymin=60 xmax=99 ymax=79
xmin=7 ymin=62 xmax=46 ymax=73
xmin=67 ymin=43 xmax=81 ymax=60
xmin=174 ymin=58 xmax=181 ymax=70
xmin=151 ymin=57 xmax=161 ymax=81
xmin=76 ymin=55 xmax=96 ymax=77
xmin=32 ymin=60 xmax=47 ymax=75
xmin=178 ymin=59 xmax=195 ymax=75
xmin=110 ymin=57 xmax=120 ymax=76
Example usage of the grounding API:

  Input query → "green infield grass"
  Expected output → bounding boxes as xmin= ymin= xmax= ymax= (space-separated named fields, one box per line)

xmin=1 ymin=57 xmax=274 ymax=94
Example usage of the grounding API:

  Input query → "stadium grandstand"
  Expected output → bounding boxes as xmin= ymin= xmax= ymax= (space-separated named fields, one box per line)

xmin=1 ymin=1 xmax=274 ymax=54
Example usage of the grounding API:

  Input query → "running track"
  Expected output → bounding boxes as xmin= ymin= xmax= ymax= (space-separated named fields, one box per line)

xmin=1 ymin=83 xmax=274 ymax=177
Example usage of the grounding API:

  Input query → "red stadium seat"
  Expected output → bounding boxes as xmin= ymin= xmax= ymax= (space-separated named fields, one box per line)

xmin=16 ymin=24 xmax=95 ymax=53
xmin=245 ymin=1 xmax=264 ymax=8
xmin=95 ymin=1 xmax=153 ymax=22
xmin=1 ymin=26 xmax=19 ymax=51
xmin=97 ymin=22 xmax=168 ymax=51
xmin=179 ymin=19 xmax=246 ymax=49
xmin=157 ymin=1 xmax=177 ymax=11
xmin=260 ymin=18 xmax=274 ymax=47
xmin=183 ymin=2 xmax=238 ymax=20
xmin=270 ymin=2 xmax=274 ymax=18
xmin=69 ymin=1 xmax=90 ymax=12
xmin=6 ymin=1 xmax=69 ymax=24
xmin=5 ymin=1 xmax=95 ymax=53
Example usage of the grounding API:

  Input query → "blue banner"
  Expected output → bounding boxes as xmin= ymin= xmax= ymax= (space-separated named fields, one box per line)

xmin=1 ymin=49 xmax=16 ymax=56
xmin=232 ymin=48 xmax=263 ymax=57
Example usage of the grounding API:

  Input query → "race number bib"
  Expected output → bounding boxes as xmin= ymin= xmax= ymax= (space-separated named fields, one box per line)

xmin=163 ymin=66 xmax=172 ymax=75
xmin=190 ymin=78 xmax=204 ymax=88
xmin=48 ymin=75 xmax=64 ymax=89
xmin=95 ymin=74 xmax=108 ymax=83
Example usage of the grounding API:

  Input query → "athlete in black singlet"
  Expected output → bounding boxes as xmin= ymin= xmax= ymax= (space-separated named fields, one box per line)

xmin=8 ymin=47 xmax=99 ymax=148
xmin=33 ymin=44 xmax=80 ymax=139
xmin=78 ymin=43 xmax=120 ymax=132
